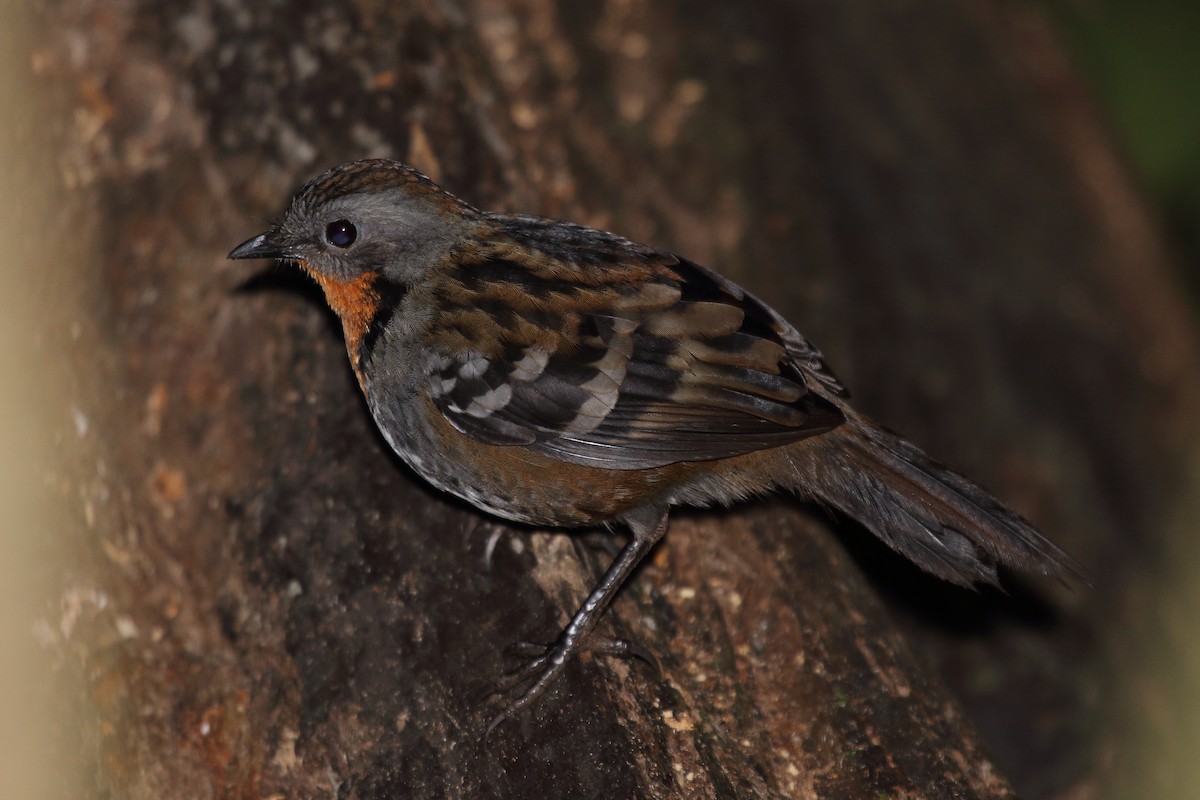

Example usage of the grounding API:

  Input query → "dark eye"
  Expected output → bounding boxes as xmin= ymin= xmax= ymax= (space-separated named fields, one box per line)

xmin=325 ymin=219 xmax=357 ymax=248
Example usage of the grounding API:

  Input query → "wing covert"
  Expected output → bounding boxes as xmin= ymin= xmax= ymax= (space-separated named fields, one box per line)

xmin=426 ymin=231 xmax=845 ymax=469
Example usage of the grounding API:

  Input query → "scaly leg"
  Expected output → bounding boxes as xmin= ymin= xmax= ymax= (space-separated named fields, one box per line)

xmin=486 ymin=507 xmax=669 ymax=735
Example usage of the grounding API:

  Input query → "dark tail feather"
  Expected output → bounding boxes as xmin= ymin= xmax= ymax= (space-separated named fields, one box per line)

xmin=790 ymin=417 xmax=1084 ymax=588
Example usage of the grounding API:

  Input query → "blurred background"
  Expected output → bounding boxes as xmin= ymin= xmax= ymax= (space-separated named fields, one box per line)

xmin=3 ymin=1 xmax=1199 ymax=798
xmin=1 ymin=5 xmax=81 ymax=799
xmin=1050 ymin=14 xmax=1200 ymax=792
xmin=1056 ymin=0 xmax=1200 ymax=302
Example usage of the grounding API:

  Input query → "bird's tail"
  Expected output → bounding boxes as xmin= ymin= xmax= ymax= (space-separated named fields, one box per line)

xmin=786 ymin=415 xmax=1082 ymax=588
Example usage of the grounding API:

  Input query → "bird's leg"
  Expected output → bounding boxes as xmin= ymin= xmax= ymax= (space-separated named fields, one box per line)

xmin=486 ymin=507 xmax=669 ymax=735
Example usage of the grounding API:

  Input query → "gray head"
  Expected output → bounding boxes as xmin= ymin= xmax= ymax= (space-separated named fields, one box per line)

xmin=228 ymin=159 xmax=479 ymax=286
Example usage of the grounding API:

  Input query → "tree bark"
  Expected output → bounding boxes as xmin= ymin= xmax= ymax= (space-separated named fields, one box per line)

xmin=30 ymin=0 xmax=1200 ymax=798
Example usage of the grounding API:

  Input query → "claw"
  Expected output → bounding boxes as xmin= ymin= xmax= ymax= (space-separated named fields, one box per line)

xmin=463 ymin=520 xmax=509 ymax=572
xmin=492 ymin=648 xmax=551 ymax=692
xmin=482 ymin=526 xmax=505 ymax=571
xmin=481 ymin=508 xmax=670 ymax=738
xmin=482 ymin=633 xmax=659 ymax=740
xmin=508 ymin=640 xmax=549 ymax=658
xmin=592 ymin=638 xmax=661 ymax=675
xmin=484 ymin=640 xmax=572 ymax=740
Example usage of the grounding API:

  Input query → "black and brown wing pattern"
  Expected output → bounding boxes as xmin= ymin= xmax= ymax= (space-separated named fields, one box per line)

xmin=424 ymin=216 xmax=845 ymax=469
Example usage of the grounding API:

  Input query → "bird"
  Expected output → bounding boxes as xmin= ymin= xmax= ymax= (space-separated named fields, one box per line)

xmin=229 ymin=158 xmax=1081 ymax=731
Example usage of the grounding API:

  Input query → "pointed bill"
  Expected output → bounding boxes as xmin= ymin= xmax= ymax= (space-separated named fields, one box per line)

xmin=228 ymin=233 xmax=285 ymax=260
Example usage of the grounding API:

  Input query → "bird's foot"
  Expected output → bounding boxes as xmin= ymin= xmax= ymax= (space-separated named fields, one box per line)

xmin=484 ymin=634 xmax=658 ymax=738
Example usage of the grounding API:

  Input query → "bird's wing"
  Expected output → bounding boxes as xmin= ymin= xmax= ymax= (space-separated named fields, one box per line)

xmin=425 ymin=226 xmax=845 ymax=469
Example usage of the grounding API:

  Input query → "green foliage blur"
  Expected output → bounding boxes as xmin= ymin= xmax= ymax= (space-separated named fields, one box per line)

xmin=1054 ymin=1 xmax=1200 ymax=297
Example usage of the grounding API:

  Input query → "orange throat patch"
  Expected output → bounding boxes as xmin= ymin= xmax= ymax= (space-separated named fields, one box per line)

xmin=301 ymin=263 xmax=379 ymax=383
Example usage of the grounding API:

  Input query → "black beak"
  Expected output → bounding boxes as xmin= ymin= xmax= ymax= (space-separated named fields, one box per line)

xmin=228 ymin=232 xmax=286 ymax=260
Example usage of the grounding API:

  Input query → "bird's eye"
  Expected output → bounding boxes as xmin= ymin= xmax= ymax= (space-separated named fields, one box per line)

xmin=325 ymin=219 xmax=357 ymax=248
